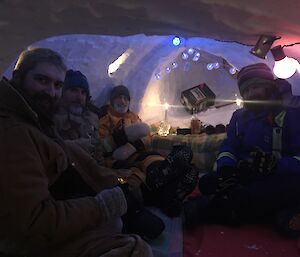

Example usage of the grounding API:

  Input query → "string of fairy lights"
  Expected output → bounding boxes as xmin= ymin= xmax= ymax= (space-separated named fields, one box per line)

xmin=154 ymin=36 xmax=238 ymax=80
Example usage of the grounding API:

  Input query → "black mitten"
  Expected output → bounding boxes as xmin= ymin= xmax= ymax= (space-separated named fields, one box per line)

xmin=112 ymin=125 xmax=128 ymax=147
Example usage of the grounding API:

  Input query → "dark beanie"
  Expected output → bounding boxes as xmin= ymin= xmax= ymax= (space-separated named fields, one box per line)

xmin=110 ymin=85 xmax=130 ymax=103
xmin=237 ymin=63 xmax=274 ymax=96
xmin=64 ymin=69 xmax=90 ymax=95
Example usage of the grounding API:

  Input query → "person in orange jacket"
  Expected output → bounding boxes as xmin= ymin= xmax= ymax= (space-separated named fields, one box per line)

xmin=99 ymin=85 xmax=200 ymax=217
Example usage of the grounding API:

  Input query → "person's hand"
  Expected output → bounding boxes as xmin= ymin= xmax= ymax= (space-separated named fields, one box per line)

xmin=112 ymin=123 xmax=150 ymax=147
xmin=113 ymin=143 xmax=136 ymax=160
xmin=250 ymin=148 xmax=277 ymax=175
xmin=94 ymin=187 xmax=127 ymax=221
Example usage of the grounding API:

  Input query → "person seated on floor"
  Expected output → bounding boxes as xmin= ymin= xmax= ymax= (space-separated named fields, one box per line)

xmin=99 ymin=85 xmax=200 ymax=217
xmin=184 ymin=63 xmax=300 ymax=237
xmin=0 ymin=47 xmax=161 ymax=257
xmin=54 ymin=69 xmax=104 ymax=164
xmin=54 ymin=70 xmax=165 ymax=240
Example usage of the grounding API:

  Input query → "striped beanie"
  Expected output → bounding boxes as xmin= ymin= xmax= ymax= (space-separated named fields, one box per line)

xmin=237 ymin=63 xmax=274 ymax=96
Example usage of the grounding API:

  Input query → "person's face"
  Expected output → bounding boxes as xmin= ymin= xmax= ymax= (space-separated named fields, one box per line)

xmin=242 ymin=83 xmax=273 ymax=111
xmin=113 ymin=95 xmax=129 ymax=114
xmin=242 ymin=83 xmax=270 ymax=101
xmin=17 ymin=62 xmax=65 ymax=115
xmin=62 ymin=87 xmax=87 ymax=115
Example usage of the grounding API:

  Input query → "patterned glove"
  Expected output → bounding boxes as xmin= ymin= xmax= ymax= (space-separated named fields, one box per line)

xmin=250 ymin=148 xmax=277 ymax=175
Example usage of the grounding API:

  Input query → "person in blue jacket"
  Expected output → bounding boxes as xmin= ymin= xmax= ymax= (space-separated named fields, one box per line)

xmin=184 ymin=63 xmax=300 ymax=237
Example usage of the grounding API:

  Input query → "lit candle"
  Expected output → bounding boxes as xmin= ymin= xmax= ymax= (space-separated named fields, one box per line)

xmin=164 ymin=103 xmax=169 ymax=121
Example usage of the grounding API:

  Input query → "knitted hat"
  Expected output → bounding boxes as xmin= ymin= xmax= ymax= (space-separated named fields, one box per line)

xmin=64 ymin=69 xmax=90 ymax=95
xmin=237 ymin=63 xmax=274 ymax=96
xmin=110 ymin=85 xmax=130 ymax=103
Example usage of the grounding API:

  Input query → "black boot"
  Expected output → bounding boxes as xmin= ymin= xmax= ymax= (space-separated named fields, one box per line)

xmin=176 ymin=162 xmax=200 ymax=201
xmin=120 ymin=184 xmax=165 ymax=240
xmin=145 ymin=145 xmax=194 ymax=192
xmin=166 ymin=144 xmax=193 ymax=165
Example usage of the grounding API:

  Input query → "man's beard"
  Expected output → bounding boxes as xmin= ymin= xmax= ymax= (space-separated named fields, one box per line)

xmin=113 ymin=103 xmax=129 ymax=114
xmin=29 ymin=93 xmax=57 ymax=122
xmin=68 ymin=104 xmax=84 ymax=116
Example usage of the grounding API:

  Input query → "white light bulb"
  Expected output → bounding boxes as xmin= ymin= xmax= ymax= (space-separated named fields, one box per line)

xmin=192 ymin=56 xmax=199 ymax=62
xmin=155 ymin=73 xmax=161 ymax=80
xmin=213 ymin=62 xmax=220 ymax=69
xmin=187 ymin=48 xmax=194 ymax=55
xmin=182 ymin=52 xmax=188 ymax=60
xmin=165 ymin=67 xmax=171 ymax=73
xmin=172 ymin=62 xmax=178 ymax=69
xmin=207 ymin=63 xmax=214 ymax=70
xmin=273 ymin=57 xmax=298 ymax=79
xmin=229 ymin=67 xmax=237 ymax=74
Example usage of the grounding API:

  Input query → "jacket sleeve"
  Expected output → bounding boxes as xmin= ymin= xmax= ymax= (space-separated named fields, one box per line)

xmin=0 ymin=125 xmax=121 ymax=250
xmin=216 ymin=111 xmax=241 ymax=170
xmin=276 ymin=109 xmax=300 ymax=173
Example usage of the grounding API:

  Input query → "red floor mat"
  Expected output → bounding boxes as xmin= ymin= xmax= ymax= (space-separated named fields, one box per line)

xmin=184 ymin=224 xmax=300 ymax=257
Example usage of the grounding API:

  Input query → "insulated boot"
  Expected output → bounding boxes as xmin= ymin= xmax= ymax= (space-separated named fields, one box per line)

xmin=145 ymin=145 xmax=193 ymax=191
xmin=120 ymin=183 xmax=165 ymax=240
xmin=166 ymin=144 xmax=193 ymax=165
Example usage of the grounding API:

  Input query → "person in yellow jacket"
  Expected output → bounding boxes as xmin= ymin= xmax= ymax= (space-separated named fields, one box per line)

xmin=99 ymin=85 xmax=200 ymax=217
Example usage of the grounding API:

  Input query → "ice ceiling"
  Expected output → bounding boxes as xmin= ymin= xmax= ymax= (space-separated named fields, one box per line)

xmin=1 ymin=0 xmax=300 ymax=127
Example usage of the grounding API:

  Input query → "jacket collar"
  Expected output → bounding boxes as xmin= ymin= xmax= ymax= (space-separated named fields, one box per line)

xmin=0 ymin=77 xmax=41 ymax=128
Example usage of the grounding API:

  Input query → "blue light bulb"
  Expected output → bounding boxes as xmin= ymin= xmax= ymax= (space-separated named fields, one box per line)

xmin=172 ymin=36 xmax=181 ymax=46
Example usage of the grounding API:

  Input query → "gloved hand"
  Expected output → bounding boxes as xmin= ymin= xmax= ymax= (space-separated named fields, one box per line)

xmin=250 ymin=148 xmax=277 ymax=175
xmin=112 ymin=123 xmax=150 ymax=147
xmin=94 ymin=187 xmax=127 ymax=221
xmin=119 ymin=183 xmax=165 ymax=240
xmin=113 ymin=143 xmax=137 ymax=160
xmin=216 ymin=166 xmax=239 ymax=193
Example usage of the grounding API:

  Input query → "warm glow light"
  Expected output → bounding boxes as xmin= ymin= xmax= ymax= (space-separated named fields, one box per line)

xmin=108 ymin=49 xmax=133 ymax=76
xmin=236 ymin=98 xmax=242 ymax=106
xmin=273 ymin=57 xmax=299 ymax=79
xmin=164 ymin=102 xmax=169 ymax=110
